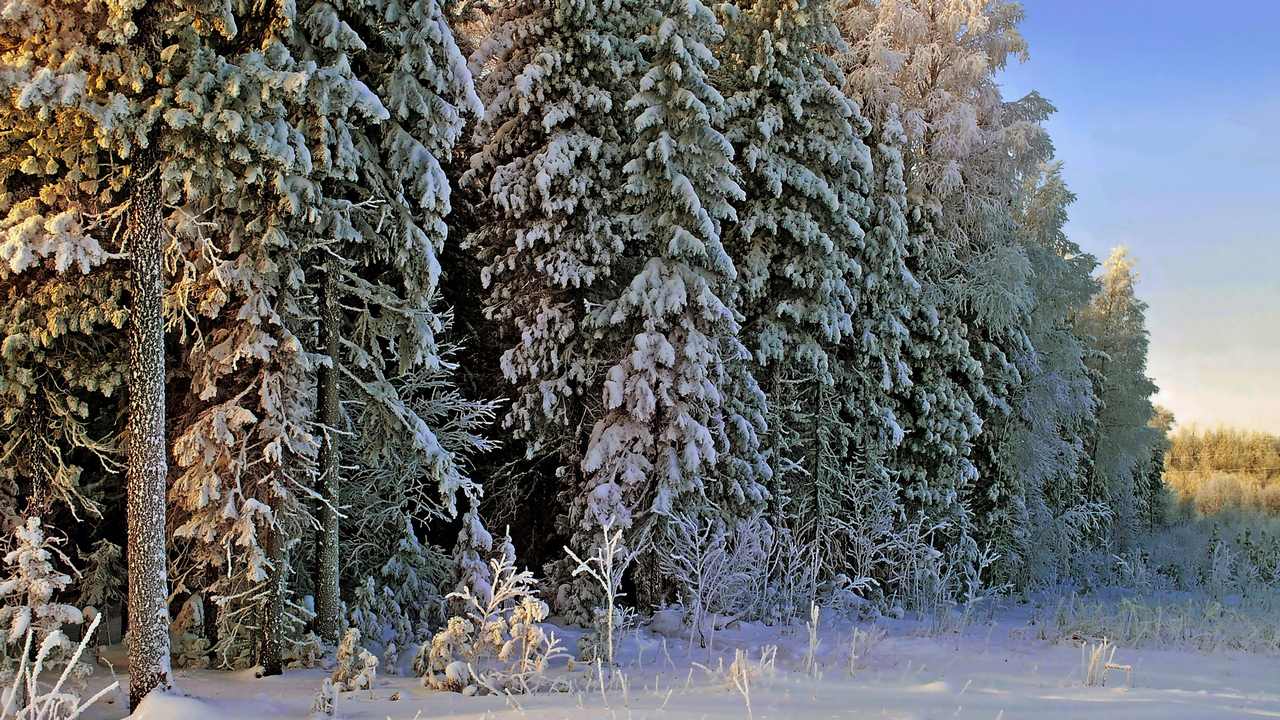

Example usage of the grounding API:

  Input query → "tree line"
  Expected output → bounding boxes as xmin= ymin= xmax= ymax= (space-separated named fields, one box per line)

xmin=0 ymin=0 xmax=1166 ymax=708
xmin=1165 ymin=427 xmax=1280 ymax=516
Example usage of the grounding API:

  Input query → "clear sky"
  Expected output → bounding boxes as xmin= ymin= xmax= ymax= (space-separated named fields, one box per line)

xmin=999 ymin=0 xmax=1280 ymax=434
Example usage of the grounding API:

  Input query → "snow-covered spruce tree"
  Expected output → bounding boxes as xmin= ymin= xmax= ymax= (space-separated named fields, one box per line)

xmin=460 ymin=0 xmax=645 ymax=614
xmin=838 ymin=1 xmax=1059 ymax=594
xmin=283 ymin=0 xmax=395 ymax=650
xmin=720 ymin=0 xmax=871 ymax=377
xmin=77 ymin=539 xmax=124 ymax=643
xmin=164 ymin=0 xmax=483 ymax=674
xmin=338 ymin=367 xmax=497 ymax=592
xmin=288 ymin=0 xmax=494 ymax=646
xmin=1140 ymin=406 xmax=1174 ymax=530
xmin=829 ymin=102 xmax=917 ymax=592
xmin=991 ymin=162 xmax=1101 ymax=585
xmin=836 ymin=0 xmax=987 ymax=584
xmin=578 ymin=0 xmax=770 ymax=597
xmin=950 ymin=87 xmax=1063 ymax=586
xmin=716 ymin=0 xmax=882 ymax=587
xmin=1077 ymin=247 xmax=1163 ymax=549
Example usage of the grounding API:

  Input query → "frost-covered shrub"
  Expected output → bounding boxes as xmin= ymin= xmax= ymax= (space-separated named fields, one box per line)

xmin=820 ymin=574 xmax=879 ymax=622
xmin=658 ymin=512 xmax=772 ymax=646
xmin=564 ymin=521 xmax=637 ymax=665
xmin=1051 ymin=595 xmax=1280 ymax=655
xmin=1071 ymin=512 xmax=1280 ymax=596
xmin=331 ymin=629 xmax=378 ymax=693
xmin=309 ymin=677 xmax=336 ymax=718
xmin=754 ymin=524 xmax=820 ymax=626
xmin=285 ymin=631 xmax=325 ymax=671
xmin=1026 ymin=503 xmax=1113 ymax=589
xmin=413 ymin=616 xmax=469 ymax=691
xmin=878 ymin=516 xmax=958 ymax=615
xmin=0 ymin=519 xmax=83 ymax=674
xmin=0 ymin=613 xmax=115 ymax=720
xmin=419 ymin=541 xmax=566 ymax=695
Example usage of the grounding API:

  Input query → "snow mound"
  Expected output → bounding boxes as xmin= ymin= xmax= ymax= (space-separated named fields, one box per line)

xmin=128 ymin=692 xmax=222 ymax=720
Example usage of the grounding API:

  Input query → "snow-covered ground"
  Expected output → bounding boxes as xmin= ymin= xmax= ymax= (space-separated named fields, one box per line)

xmin=82 ymin=598 xmax=1280 ymax=720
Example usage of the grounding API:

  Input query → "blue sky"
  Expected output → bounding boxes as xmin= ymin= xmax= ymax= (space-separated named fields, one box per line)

xmin=999 ymin=0 xmax=1280 ymax=433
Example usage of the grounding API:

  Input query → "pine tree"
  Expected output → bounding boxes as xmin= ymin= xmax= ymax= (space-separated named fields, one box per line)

xmin=0 ymin=0 xmax=389 ymax=688
xmin=0 ymin=4 xmax=134 ymax=519
xmin=126 ymin=134 xmax=173 ymax=704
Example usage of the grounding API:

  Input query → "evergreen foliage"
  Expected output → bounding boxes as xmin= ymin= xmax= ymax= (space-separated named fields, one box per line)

xmin=0 ymin=0 xmax=1175 ymax=683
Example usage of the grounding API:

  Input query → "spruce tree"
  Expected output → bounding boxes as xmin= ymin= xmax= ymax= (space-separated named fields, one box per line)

xmin=464 ymin=0 xmax=641 ymax=514
xmin=580 ymin=0 xmax=769 ymax=550
xmin=838 ymin=0 xmax=985 ymax=563
xmin=160 ymin=8 xmax=338 ymax=675
xmin=293 ymin=0 xmax=490 ymax=645
xmin=0 ymin=518 xmax=83 ymax=656
xmin=718 ymin=0 xmax=882 ymax=581
xmin=461 ymin=0 xmax=646 ymax=610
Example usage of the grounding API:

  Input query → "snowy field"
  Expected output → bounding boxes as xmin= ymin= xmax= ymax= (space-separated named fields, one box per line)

xmin=86 ymin=596 xmax=1280 ymax=720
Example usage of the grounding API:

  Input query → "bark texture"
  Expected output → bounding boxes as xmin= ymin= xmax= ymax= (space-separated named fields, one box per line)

xmin=126 ymin=147 xmax=174 ymax=710
xmin=259 ymin=525 xmax=288 ymax=676
xmin=314 ymin=273 xmax=342 ymax=644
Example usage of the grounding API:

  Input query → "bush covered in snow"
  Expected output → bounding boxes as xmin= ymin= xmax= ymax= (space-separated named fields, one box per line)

xmin=0 ymin=519 xmax=83 ymax=676
xmin=0 ymin=613 xmax=114 ymax=720
xmin=330 ymin=629 xmax=378 ymax=694
xmin=417 ymin=539 xmax=566 ymax=695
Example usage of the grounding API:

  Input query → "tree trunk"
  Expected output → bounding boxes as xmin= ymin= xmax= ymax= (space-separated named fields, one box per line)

xmin=313 ymin=273 xmax=341 ymax=644
xmin=126 ymin=147 xmax=173 ymax=710
xmin=259 ymin=526 xmax=288 ymax=676
xmin=202 ymin=583 xmax=219 ymax=653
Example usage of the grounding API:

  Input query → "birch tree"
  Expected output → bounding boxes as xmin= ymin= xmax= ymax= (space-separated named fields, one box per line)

xmin=1078 ymin=247 xmax=1162 ymax=548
